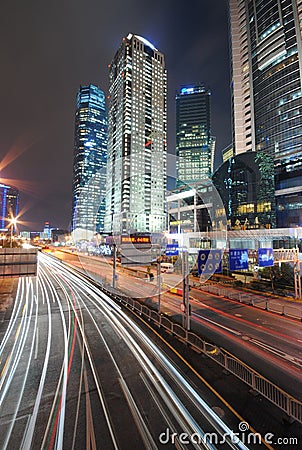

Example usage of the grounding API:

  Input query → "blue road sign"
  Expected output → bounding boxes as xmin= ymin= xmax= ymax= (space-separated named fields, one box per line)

xmin=258 ymin=248 xmax=274 ymax=267
xmin=229 ymin=249 xmax=249 ymax=271
xmin=166 ymin=244 xmax=179 ymax=256
xmin=198 ymin=249 xmax=222 ymax=275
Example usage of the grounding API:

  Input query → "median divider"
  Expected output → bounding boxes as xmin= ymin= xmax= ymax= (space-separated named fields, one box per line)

xmin=198 ymin=283 xmax=302 ymax=321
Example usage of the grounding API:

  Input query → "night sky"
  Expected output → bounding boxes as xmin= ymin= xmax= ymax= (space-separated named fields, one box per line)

xmin=0 ymin=0 xmax=231 ymax=231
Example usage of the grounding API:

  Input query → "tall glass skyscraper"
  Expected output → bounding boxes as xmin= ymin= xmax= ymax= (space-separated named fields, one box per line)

xmin=72 ymin=84 xmax=107 ymax=240
xmin=176 ymin=84 xmax=215 ymax=185
xmin=0 ymin=184 xmax=19 ymax=230
xmin=104 ymin=34 xmax=167 ymax=234
xmin=229 ymin=0 xmax=302 ymax=227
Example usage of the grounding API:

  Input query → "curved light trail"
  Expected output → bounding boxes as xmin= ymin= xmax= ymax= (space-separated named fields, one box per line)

xmin=0 ymin=252 xmax=252 ymax=450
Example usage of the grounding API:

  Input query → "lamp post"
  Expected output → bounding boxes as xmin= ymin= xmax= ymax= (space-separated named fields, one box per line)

xmin=112 ymin=243 xmax=117 ymax=289
xmin=157 ymin=249 xmax=162 ymax=313
xmin=181 ymin=248 xmax=190 ymax=335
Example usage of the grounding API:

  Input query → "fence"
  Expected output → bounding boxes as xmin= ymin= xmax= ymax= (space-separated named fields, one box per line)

xmin=100 ymin=283 xmax=302 ymax=425
xmin=198 ymin=283 xmax=302 ymax=321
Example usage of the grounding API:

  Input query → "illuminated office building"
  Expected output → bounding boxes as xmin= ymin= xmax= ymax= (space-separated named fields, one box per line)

xmin=229 ymin=0 xmax=302 ymax=227
xmin=104 ymin=34 xmax=167 ymax=234
xmin=176 ymin=84 xmax=215 ymax=185
xmin=0 ymin=184 xmax=19 ymax=230
xmin=212 ymin=152 xmax=276 ymax=229
xmin=72 ymin=84 xmax=107 ymax=240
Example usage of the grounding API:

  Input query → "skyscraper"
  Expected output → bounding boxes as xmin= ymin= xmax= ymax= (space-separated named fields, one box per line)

xmin=229 ymin=0 xmax=302 ymax=227
xmin=176 ymin=84 xmax=215 ymax=185
xmin=104 ymin=33 xmax=167 ymax=234
xmin=72 ymin=84 xmax=107 ymax=240
xmin=0 ymin=184 xmax=19 ymax=230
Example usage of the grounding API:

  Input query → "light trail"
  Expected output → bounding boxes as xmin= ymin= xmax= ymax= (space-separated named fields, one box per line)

xmin=21 ymin=274 xmax=52 ymax=450
xmin=40 ymin=253 xmax=249 ymax=450
xmin=40 ymin=258 xmax=120 ymax=450
xmin=2 ymin=279 xmax=38 ymax=449
xmin=1 ymin=252 xmax=275 ymax=449
xmin=37 ymin=264 xmax=69 ymax=450
xmin=0 ymin=278 xmax=33 ymax=401
xmin=146 ymin=283 xmax=302 ymax=377
xmin=249 ymin=339 xmax=302 ymax=368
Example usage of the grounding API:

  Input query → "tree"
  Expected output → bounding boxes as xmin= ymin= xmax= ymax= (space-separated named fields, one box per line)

xmin=260 ymin=263 xmax=294 ymax=288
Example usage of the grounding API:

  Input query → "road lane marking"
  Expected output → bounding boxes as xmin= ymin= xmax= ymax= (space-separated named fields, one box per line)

xmin=84 ymin=369 xmax=97 ymax=450
xmin=0 ymin=354 xmax=11 ymax=378
xmin=193 ymin=313 xmax=241 ymax=336
xmin=14 ymin=323 xmax=21 ymax=341
xmin=250 ymin=339 xmax=302 ymax=368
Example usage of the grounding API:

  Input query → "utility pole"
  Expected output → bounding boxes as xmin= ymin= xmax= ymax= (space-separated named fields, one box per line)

xmin=294 ymin=248 xmax=301 ymax=300
xmin=112 ymin=243 xmax=117 ymax=289
xmin=182 ymin=249 xmax=190 ymax=335
xmin=157 ymin=246 xmax=161 ymax=313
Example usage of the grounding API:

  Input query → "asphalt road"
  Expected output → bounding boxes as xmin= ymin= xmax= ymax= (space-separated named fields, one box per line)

xmin=0 ymin=253 xmax=258 ymax=450
xmin=53 ymin=249 xmax=302 ymax=399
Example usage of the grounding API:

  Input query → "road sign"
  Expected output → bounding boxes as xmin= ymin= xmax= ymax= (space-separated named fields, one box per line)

xmin=229 ymin=249 xmax=248 ymax=271
xmin=198 ymin=249 xmax=222 ymax=275
xmin=121 ymin=235 xmax=151 ymax=244
xmin=166 ymin=244 xmax=179 ymax=256
xmin=258 ymin=248 xmax=274 ymax=267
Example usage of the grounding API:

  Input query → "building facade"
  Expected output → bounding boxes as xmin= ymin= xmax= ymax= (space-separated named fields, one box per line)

xmin=222 ymin=143 xmax=234 ymax=163
xmin=0 ymin=184 xmax=19 ymax=230
xmin=167 ymin=180 xmax=227 ymax=234
xmin=104 ymin=34 xmax=167 ymax=234
xmin=176 ymin=84 xmax=215 ymax=185
xmin=212 ymin=152 xmax=276 ymax=229
xmin=72 ymin=84 xmax=108 ymax=240
xmin=229 ymin=0 xmax=302 ymax=227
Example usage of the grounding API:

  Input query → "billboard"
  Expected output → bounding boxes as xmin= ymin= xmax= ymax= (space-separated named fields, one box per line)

xmin=258 ymin=248 xmax=274 ymax=267
xmin=198 ymin=249 xmax=222 ymax=275
xmin=229 ymin=249 xmax=248 ymax=271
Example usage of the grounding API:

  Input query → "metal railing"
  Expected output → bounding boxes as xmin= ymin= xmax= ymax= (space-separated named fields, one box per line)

xmin=101 ymin=284 xmax=302 ymax=425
